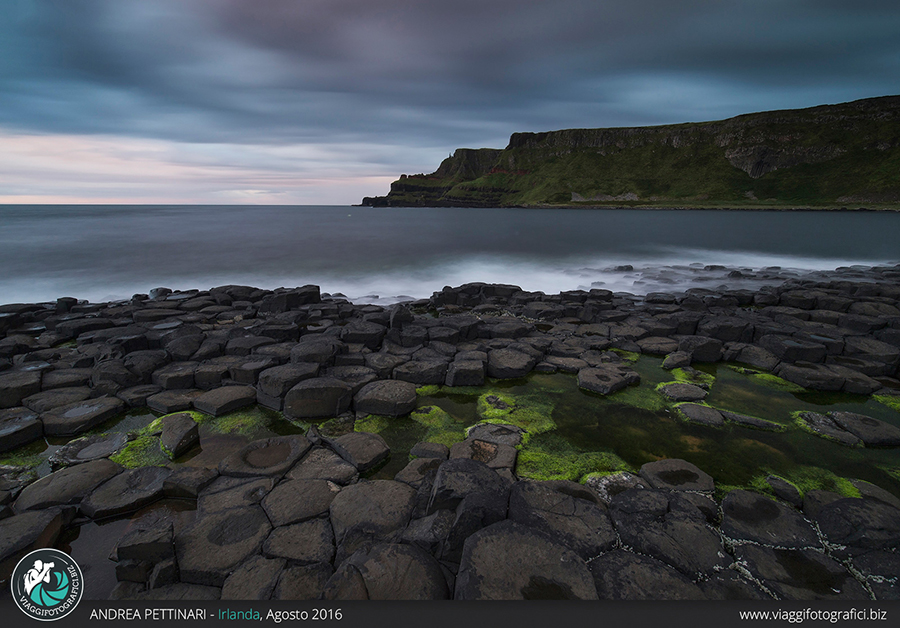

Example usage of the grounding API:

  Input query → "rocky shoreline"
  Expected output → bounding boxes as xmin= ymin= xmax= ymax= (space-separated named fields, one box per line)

xmin=1 ymin=265 xmax=899 ymax=601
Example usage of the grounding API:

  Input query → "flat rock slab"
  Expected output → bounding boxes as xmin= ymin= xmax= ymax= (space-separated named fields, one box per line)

xmin=198 ymin=476 xmax=275 ymax=513
xmin=588 ymin=549 xmax=705 ymax=600
xmin=324 ymin=543 xmax=449 ymax=600
xmin=577 ymin=366 xmax=631 ymax=395
xmin=509 ymin=480 xmax=616 ymax=560
xmin=659 ymin=383 xmax=707 ymax=402
xmin=261 ymin=479 xmax=340 ymax=527
xmin=676 ymin=403 xmax=725 ymax=427
xmin=15 ymin=458 xmax=122 ymax=511
xmin=0 ymin=407 xmax=43 ymax=453
xmin=263 ymin=518 xmax=335 ymax=564
xmin=736 ymin=544 xmax=869 ymax=600
xmin=455 ymin=520 xmax=598 ymax=600
xmin=162 ymin=466 xmax=218 ymax=499
xmin=639 ymin=458 xmax=715 ymax=492
xmin=117 ymin=384 xmax=163 ymax=408
xmin=273 ymin=563 xmax=334 ymax=601
xmin=146 ymin=389 xmax=203 ymax=414
xmin=828 ymin=411 xmax=900 ymax=447
xmin=115 ymin=516 xmax=174 ymax=563
xmin=409 ymin=441 xmax=450 ymax=460
xmin=257 ymin=363 xmax=319 ymax=398
xmin=193 ymin=385 xmax=256 ymax=417
xmin=0 ymin=371 xmax=42 ymax=409
xmin=329 ymin=480 xmax=416 ymax=547
xmin=450 ymin=439 xmax=517 ymax=470
xmin=159 ymin=412 xmax=199 ymax=459
xmin=176 ymin=506 xmax=272 ymax=587
xmin=815 ymin=498 xmax=900 ymax=556
xmin=486 ymin=349 xmax=537 ymax=379
xmin=353 ymin=380 xmax=416 ymax=417
xmin=80 ymin=466 xmax=172 ymax=519
xmin=23 ymin=386 xmax=92 ymax=413
xmin=50 ymin=432 xmax=129 ymax=469
xmin=218 ymin=435 xmax=312 ymax=478
xmin=465 ymin=423 xmax=525 ymax=447
xmin=285 ymin=448 xmax=358 ymax=485
xmin=721 ymin=410 xmax=783 ymax=431
xmin=41 ymin=396 xmax=125 ymax=436
xmin=283 ymin=377 xmax=353 ymax=419
xmin=221 ymin=555 xmax=286 ymax=600
xmin=721 ymin=489 xmax=819 ymax=548
xmin=326 ymin=432 xmax=390 ymax=472
xmin=0 ymin=508 xmax=69 ymax=577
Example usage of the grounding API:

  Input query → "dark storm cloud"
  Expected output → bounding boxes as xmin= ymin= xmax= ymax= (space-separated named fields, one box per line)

xmin=2 ymin=0 xmax=899 ymax=162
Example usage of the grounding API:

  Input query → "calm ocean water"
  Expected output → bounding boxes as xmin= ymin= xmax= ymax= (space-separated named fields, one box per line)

xmin=1 ymin=205 xmax=898 ymax=305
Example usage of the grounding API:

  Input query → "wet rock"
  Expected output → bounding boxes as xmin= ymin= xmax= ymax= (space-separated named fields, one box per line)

xmin=15 ymin=459 xmax=122 ymax=511
xmin=802 ymin=489 xmax=843 ymax=518
xmin=41 ymin=396 xmax=125 ymax=435
xmin=720 ymin=410 xmax=783 ymax=431
xmin=80 ymin=466 xmax=172 ymax=519
xmin=639 ymin=459 xmax=714 ymax=492
xmin=324 ymin=543 xmax=449 ymax=600
xmin=700 ymin=570 xmax=772 ymax=600
xmin=796 ymin=411 xmax=862 ymax=446
xmin=661 ymin=351 xmax=692 ymax=370
xmin=131 ymin=582 xmax=221 ymax=600
xmin=115 ymin=517 xmax=174 ymax=563
xmin=198 ymin=477 xmax=275 ymax=513
xmin=486 ymin=349 xmax=537 ymax=379
xmin=329 ymin=480 xmax=416 ymax=550
xmin=776 ymin=362 xmax=844 ymax=391
xmin=192 ymin=385 xmax=256 ymax=417
xmin=273 ymin=563 xmax=333 ymax=600
xmin=828 ymin=411 xmax=900 ymax=447
xmin=450 ymin=439 xmax=517 ymax=470
xmin=23 ymin=386 xmax=92 ymax=413
xmin=261 ymin=479 xmax=340 ymax=527
xmin=850 ymin=480 xmax=900 ymax=510
xmin=816 ymin=497 xmax=900 ymax=556
xmin=49 ymin=432 xmax=129 ymax=468
xmin=353 ymin=380 xmax=416 ymax=416
xmin=428 ymin=458 xmax=510 ymax=513
xmin=577 ymin=366 xmax=629 ymax=395
xmin=464 ymin=423 xmax=524 ymax=447
xmin=41 ymin=368 xmax=92 ymax=390
xmin=162 ymin=466 xmax=218 ymax=499
xmin=509 ymin=480 xmax=616 ymax=560
xmin=445 ymin=360 xmax=485 ymax=386
xmin=159 ymin=412 xmax=199 ymax=459
xmin=677 ymin=336 xmax=723 ymax=362
xmin=851 ymin=551 xmax=900 ymax=600
xmin=219 ymin=435 xmax=312 ymax=478
xmin=409 ymin=442 xmax=450 ymax=460
xmin=221 ymin=555 xmax=285 ymax=600
xmin=676 ymin=403 xmax=725 ymax=427
xmin=394 ymin=457 xmax=443 ymax=489
xmin=363 ymin=353 xmax=408 ymax=379
xmin=589 ymin=549 xmax=705 ymax=600
xmin=325 ymin=432 xmax=390 ymax=473
xmin=285 ymin=447 xmax=358 ymax=485
xmin=584 ymin=471 xmax=647 ymax=504
xmin=0 ymin=508 xmax=70 ymax=579
xmin=759 ymin=335 xmax=827 ymax=363
xmin=456 ymin=520 xmax=598 ymax=600
xmin=736 ymin=544 xmax=868 ymax=600
xmin=176 ymin=506 xmax=272 ymax=587
xmin=721 ymin=489 xmax=819 ymax=548
xmin=658 ymin=382 xmax=707 ymax=402
xmin=117 ymin=384 xmax=163 ymax=408
xmin=765 ymin=475 xmax=803 ymax=508
xmin=146 ymin=389 xmax=203 ymax=414
xmin=283 ymin=377 xmax=353 ymax=419
xmin=257 ymin=363 xmax=319 ymax=399
xmin=0 ymin=407 xmax=43 ymax=453
xmin=264 ymin=518 xmax=335 ymax=564
xmin=289 ymin=338 xmax=345 ymax=366
xmin=393 ymin=360 xmax=448 ymax=385
xmin=151 ymin=361 xmax=199 ymax=390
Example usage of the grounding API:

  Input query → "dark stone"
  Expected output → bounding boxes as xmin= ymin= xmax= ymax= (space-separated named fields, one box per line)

xmin=394 ymin=457 xmax=443 ymax=488
xmin=486 ymin=349 xmax=537 ymax=379
xmin=736 ymin=544 xmax=869 ymax=600
xmin=257 ymin=363 xmax=319 ymax=398
xmin=759 ymin=335 xmax=827 ymax=363
xmin=41 ymin=396 xmax=125 ymax=435
xmin=263 ymin=518 xmax=335 ymax=564
xmin=117 ymin=384 xmax=163 ymax=408
xmin=449 ymin=439 xmax=517 ymax=469
xmin=428 ymin=458 xmax=510 ymax=513
xmin=444 ymin=360 xmax=486 ymax=387
xmin=23 ymin=386 xmax=92 ymax=413
xmin=326 ymin=432 xmax=390 ymax=472
xmin=353 ymin=380 xmax=416 ymax=416
xmin=192 ymin=385 xmax=256 ymax=417
xmin=766 ymin=475 xmax=803 ymax=508
xmin=0 ymin=407 xmax=43 ymax=453
xmin=721 ymin=489 xmax=819 ymax=548
xmin=677 ymin=336 xmax=723 ymax=362
xmin=151 ymin=361 xmax=199 ymax=390
xmin=409 ymin=441 xmax=449 ymax=460
xmin=828 ymin=411 xmax=900 ymax=447
xmin=261 ymin=479 xmax=340 ymax=527
xmin=324 ymin=543 xmax=449 ymax=600
xmin=221 ymin=555 xmax=285 ymax=600
xmin=145 ymin=389 xmax=203 ymax=414
xmin=584 ymin=471 xmax=647 ymax=504
xmin=776 ymin=362 xmax=844 ymax=392
xmin=455 ymin=520 xmax=598 ymax=600
xmin=159 ymin=412 xmax=199 ymax=459
xmin=577 ymin=366 xmax=629 ymax=395
xmin=795 ymin=411 xmax=862 ymax=446
xmin=198 ymin=477 xmax=275 ymax=513
xmin=116 ymin=559 xmax=151 ymax=583
xmin=464 ymin=423 xmax=524 ymax=447
xmin=289 ymin=338 xmax=345 ymax=366
xmin=700 ymin=570 xmax=772 ymax=600
xmin=802 ymin=490 xmax=843 ymax=518
xmin=48 ymin=432 xmax=129 ymax=468
xmin=130 ymin=583 xmax=221 ymax=600
xmin=329 ymin=480 xmax=416 ymax=549
xmin=676 ymin=403 xmax=725 ymax=427
xmin=393 ymin=360 xmax=448 ymax=385
xmin=816 ymin=498 xmax=900 ymax=556
xmin=285 ymin=448 xmax=358 ymax=485
xmin=162 ymin=466 xmax=218 ymax=499
xmin=41 ymin=368 xmax=92 ymax=390
xmin=230 ymin=358 xmax=279 ymax=384
xmin=15 ymin=459 xmax=122 ymax=511
xmin=226 ymin=336 xmax=276 ymax=356
xmin=219 ymin=435 xmax=312 ymax=478
xmin=273 ymin=563 xmax=333 ymax=600
xmin=639 ymin=458 xmax=714 ymax=492
xmin=115 ymin=517 xmax=174 ymax=563
xmin=283 ymin=377 xmax=353 ymax=419
xmin=720 ymin=410 xmax=783 ymax=431
xmin=588 ymin=549 xmax=705 ymax=600
xmin=0 ymin=508 xmax=70 ymax=580
xmin=176 ymin=506 xmax=272 ymax=587
xmin=363 ymin=353 xmax=408 ymax=379
xmin=658 ymin=382 xmax=707 ymax=402
xmin=80 ymin=466 xmax=172 ymax=519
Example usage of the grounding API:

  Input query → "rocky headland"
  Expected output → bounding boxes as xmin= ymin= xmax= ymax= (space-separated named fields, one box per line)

xmin=362 ymin=95 xmax=900 ymax=209
xmin=0 ymin=264 xmax=899 ymax=601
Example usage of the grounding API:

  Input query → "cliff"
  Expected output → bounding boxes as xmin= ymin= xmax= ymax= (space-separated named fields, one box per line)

xmin=361 ymin=95 xmax=900 ymax=208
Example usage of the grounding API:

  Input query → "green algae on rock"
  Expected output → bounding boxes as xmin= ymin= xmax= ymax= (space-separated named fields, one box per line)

xmin=474 ymin=392 xmax=555 ymax=440
xmin=749 ymin=467 xmax=861 ymax=499
xmin=873 ymin=395 xmax=900 ymax=413
xmin=515 ymin=432 xmax=631 ymax=482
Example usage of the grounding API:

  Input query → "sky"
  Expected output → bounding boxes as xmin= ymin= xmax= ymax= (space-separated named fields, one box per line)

xmin=1 ymin=0 xmax=899 ymax=205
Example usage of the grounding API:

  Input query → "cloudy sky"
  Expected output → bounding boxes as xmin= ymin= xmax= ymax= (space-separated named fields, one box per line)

xmin=1 ymin=0 xmax=898 ymax=204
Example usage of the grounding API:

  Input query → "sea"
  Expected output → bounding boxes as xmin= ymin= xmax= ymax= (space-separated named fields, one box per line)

xmin=1 ymin=205 xmax=899 ymax=305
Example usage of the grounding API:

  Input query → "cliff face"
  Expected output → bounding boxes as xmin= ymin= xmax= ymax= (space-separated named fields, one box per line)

xmin=362 ymin=95 xmax=900 ymax=208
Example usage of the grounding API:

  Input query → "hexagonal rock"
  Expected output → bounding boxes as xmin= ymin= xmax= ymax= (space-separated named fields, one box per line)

xmin=218 ymin=435 xmax=312 ymax=478
xmin=285 ymin=448 xmax=358 ymax=485
xmin=721 ymin=490 xmax=819 ymax=549
xmin=257 ymin=363 xmax=319 ymax=398
xmin=0 ymin=371 xmax=42 ymax=409
xmin=146 ymin=389 xmax=203 ymax=414
xmin=176 ymin=506 xmax=272 ymax=587
xmin=776 ymin=362 xmax=844 ymax=392
xmin=508 ymin=480 xmax=616 ymax=560
xmin=445 ymin=360 xmax=485 ymax=387
xmin=221 ymin=555 xmax=285 ymax=600
xmin=273 ymin=563 xmax=334 ymax=600
xmin=263 ymin=519 xmax=335 ymax=564
xmin=486 ymin=349 xmax=537 ymax=379
xmin=0 ymin=407 xmax=43 ymax=453
xmin=450 ymin=439 xmax=517 ymax=470
xmin=639 ymin=459 xmax=714 ymax=492
xmin=455 ymin=520 xmax=598 ymax=600
xmin=577 ymin=366 xmax=630 ymax=395
xmin=198 ymin=477 xmax=275 ymax=514
xmin=636 ymin=336 xmax=679 ymax=356
xmin=677 ymin=336 xmax=723 ymax=363
xmin=41 ymin=396 xmax=125 ymax=436
xmin=0 ymin=508 xmax=70 ymax=579
xmin=828 ymin=411 xmax=900 ymax=447
xmin=392 ymin=360 xmax=448 ymax=385
xmin=735 ymin=544 xmax=869 ymax=600
xmin=283 ymin=378 xmax=353 ymax=419
xmin=49 ymin=432 xmax=129 ymax=468
xmin=115 ymin=516 xmax=175 ymax=563
xmin=676 ymin=403 xmax=724 ymax=427
xmin=815 ymin=498 xmax=900 ymax=556
xmin=658 ymin=383 xmax=707 ymax=402
xmin=261 ymin=479 xmax=340 ymax=527
xmin=353 ymin=380 xmax=416 ymax=417
xmin=15 ymin=459 xmax=122 ymax=511
xmin=326 ymin=432 xmax=390 ymax=472
xmin=80 ymin=466 xmax=173 ymax=519
xmin=323 ymin=543 xmax=450 ymax=600
xmin=23 ymin=386 xmax=92 ymax=413
xmin=329 ymin=480 xmax=416 ymax=547
xmin=159 ymin=412 xmax=199 ymax=459
xmin=162 ymin=467 xmax=218 ymax=499
xmin=795 ymin=411 xmax=861 ymax=447
xmin=151 ymin=361 xmax=199 ymax=390
xmin=588 ymin=549 xmax=705 ymax=600
xmin=192 ymin=385 xmax=256 ymax=417
xmin=465 ymin=423 xmax=525 ymax=447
